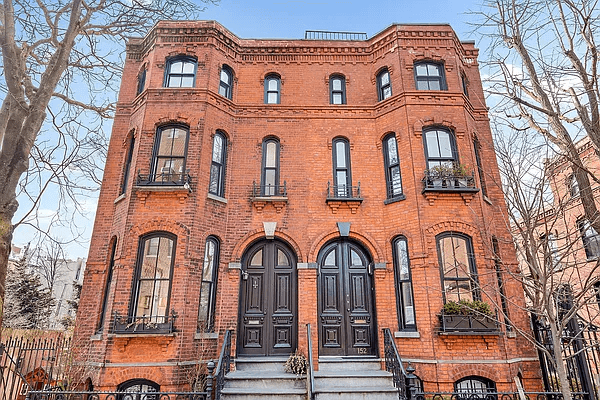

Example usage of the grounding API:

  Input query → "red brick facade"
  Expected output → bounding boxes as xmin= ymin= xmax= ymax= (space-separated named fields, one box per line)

xmin=73 ymin=21 xmax=541 ymax=392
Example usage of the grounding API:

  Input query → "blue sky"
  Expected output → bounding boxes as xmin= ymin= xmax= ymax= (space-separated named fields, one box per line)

xmin=12 ymin=0 xmax=488 ymax=259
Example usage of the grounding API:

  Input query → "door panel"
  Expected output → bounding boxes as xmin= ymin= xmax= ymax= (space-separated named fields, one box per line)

xmin=238 ymin=241 xmax=297 ymax=356
xmin=318 ymin=240 xmax=376 ymax=356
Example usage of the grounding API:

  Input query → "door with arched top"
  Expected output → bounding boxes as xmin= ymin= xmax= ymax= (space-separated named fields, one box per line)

xmin=238 ymin=240 xmax=297 ymax=356
xmin=317 ymin=239 xmax=377 ymax=356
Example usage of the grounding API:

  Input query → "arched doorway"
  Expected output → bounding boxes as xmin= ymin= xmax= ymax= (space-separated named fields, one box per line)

xmin=237 ymin=239 xmax=297 ymax=357
xmin=117 ymin=379 xmax=159 ymax=400
xmin=317 ymin=239 xmax=377 ymax=356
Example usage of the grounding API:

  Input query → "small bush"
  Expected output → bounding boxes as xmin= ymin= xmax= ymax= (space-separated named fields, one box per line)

xmin=442 ymin=299 xmax=493 ymax=317
xmin=284 ymin=351 xmax=308 ymax=375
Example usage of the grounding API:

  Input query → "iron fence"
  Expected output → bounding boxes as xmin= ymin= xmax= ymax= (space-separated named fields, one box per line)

xmin=26 ymin=390 xmax=210 ymax=399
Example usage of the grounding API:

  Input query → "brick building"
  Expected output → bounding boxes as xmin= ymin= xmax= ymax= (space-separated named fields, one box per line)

xmin=74 ymin=21 xmax=541 ymax=395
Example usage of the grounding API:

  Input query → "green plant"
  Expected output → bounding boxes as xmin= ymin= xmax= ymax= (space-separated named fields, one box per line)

xmin=442 ymin=299 xmax=493 ymax=317
xmin=427 ymin=164 xmax=454 ymax=177
xmin=284 ymin=351 xmax=308 ymax=376
xmin=451 ymin=163 xmax=470 ymax=177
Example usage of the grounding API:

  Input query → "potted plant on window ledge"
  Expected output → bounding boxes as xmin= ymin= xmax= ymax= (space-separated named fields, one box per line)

xmin=452 ymin=163 xmax=471 ymax=188
xmin=426 ymin=164 xmax=453 ymax=188
xmin=439 ymin=299 xmax=498 ymax=333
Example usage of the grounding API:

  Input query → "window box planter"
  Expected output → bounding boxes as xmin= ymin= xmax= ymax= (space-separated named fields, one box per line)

xmin=440 ymin=313 xmax=498 ymax=333
xmin=112 ymin=312 xmax=177 ymax=335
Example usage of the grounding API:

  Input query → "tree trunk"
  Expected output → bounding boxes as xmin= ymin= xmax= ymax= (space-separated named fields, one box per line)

xmin=0 ymin=201 xmax=17 ymax=328
xmin=549 ymin=319 xmax=574 ymax=400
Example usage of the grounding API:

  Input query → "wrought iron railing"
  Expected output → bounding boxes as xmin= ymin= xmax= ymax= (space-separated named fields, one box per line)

xmin=214 ymin=329 xmax=232 ymax=400
xmin=422 ymin=171 xmax=478 ymax=192
xmin=304 ymin=30 xmax=367 ymax=40
xmin=383 ymin=328 xmax=418 ymax=400
xmin=306 ymin=324 xmax=315 ymax=400
xmin=438 ymin=310 xmax=500 ymax=334
xmin=26 ymin=389 xmax=211 ymax=399
xmin=326 ymin=181 xmax=362 ymax=200
xmin=112 ymin=311 xmax=178 ymax=334
xmin=252 ymin=181 xmax=287 ymax=197
xmin=412 ymin=391 xmax=588 ymax=400
xmin=136 ymin=170 xmax=192 ymax=186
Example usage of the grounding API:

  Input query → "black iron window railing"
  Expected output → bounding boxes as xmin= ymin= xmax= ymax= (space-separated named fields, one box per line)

xmin=422 ymin=170 xmax=478 ymax=193
xmin=304 ymin=30 xmax=367 ymax=40
xmin=439 ymin=310 xmax=499 ymax=334
xmin=326 ymin=181 xmax=362 ymax=200
xmin=137 ymin=170 xmax=192 ymax=186
xmin=112 ymin=311 xmax=177 ymax=334
xmin=252 ymin=181 xmax=287 ymax=197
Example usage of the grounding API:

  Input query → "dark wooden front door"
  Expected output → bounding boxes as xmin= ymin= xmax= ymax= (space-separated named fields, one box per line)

xmin=318 ymin=240 xmax=377 ymax=356
xmin=238 ymin=240 xmax=297 ymax=356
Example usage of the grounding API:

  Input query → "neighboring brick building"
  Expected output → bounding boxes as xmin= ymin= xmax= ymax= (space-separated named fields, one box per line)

xmin=74 ymin=21 xmax=541 ymax=393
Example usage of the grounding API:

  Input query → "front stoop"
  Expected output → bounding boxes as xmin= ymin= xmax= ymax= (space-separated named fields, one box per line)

xmin=313 ymin=358 xmax=399 ymax=400
xmin=221 ymin=357 xmax=307 ymax=400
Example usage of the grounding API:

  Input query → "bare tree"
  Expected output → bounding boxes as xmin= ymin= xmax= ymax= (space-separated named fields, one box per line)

xmin=0 ymin=0 xmax=219 ymax=321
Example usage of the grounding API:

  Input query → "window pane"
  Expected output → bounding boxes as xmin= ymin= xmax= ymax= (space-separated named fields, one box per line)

xmin=265 ymin=169 xmax=276 ymax=187
xmin=154 ymin=280 xmax=170 ymax=317
xmin=209 ymin=165 xmax=220 ymax=194
xmin=181 ymin=76 xmax=194 ymax=87
xmin=182 ymin=61 xmax=195 ymax=74
xmin=324 ymin=249 xmax=336 ymax=266
xmin=336 ymin=171 xmax=347 ymax=192
xmin=416 ymin=64 xmax=427 ymax=76
xmin=429 ymin=80 xmax=441 ymax=91
xmin=265 ymin=142 xmax=277 ymax=167
xmin=268 ymin=78 xmax=278 ymax=91
xmin=335 ymin=142 xmax=346 ymax=168
xmin=171 ymin=135 xmax=187 ymax=157
xmin=251 ymin=250 xmax=263 ymax=266
xmin=332 ymin=78 xmax=342 ymax=91
xmin=332 ymin=93 xmax=342 ymax=104
xmin=203 ymin=240 xmax=216 ymax=281
xmin=380 ymin=71 xmax=389 ymax=85
xmin=387 ymin=137 xmax=398 ymax=164
xmin=438 ymin=131 xmax=452 ymax=157
xmin=416 ymin=80 xmax=429 ymax=90
xmin=351 ymin=250 xmax=363 ymax=266
xmin=221 ymin=70 xmax=230 ymax=84
xmin=383 ymin=86 xmax=392 ymax=99
xmin=170 ymin=61 xmax=183 ymax=73
xmin=213 ymin=135 xmax=223 ymax=162
xmin=136 ymin=281 xmax=154 ymax=316
xmin=198 ymin=282 xmax=211 ymax=322
xmin=426 ymin=131 xmax=440 ymax=158
xmin=402 ymin=282 xmax=415 ymax=324
xmin=391 ymin=167 xmax=402 ymax=194
xmin=395 ymin=239 xmax=409 ymax=280
xmin=267 ymin=92 xmax=278 ymax=104
xmin=278 ymin=249 xmax=289 ymax=266
xmin=218 ymin=85 xmax=227 ymax=97
xmin=156 ymin=238 xmax=173 ymax=279
xmin=427 ymin=64 xmax=440 ymax=76
xmin=168 ymin=76 xmax=181 ymax=87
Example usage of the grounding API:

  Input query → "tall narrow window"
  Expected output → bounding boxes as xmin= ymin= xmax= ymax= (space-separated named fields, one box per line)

xmin=415 ymin=62 xmax=446 ymax=90
xmin=437 ymin=232 xmax=479 ymax=302
xmin=261 ymin=138 xmax=280 ymax=196
xmin=473 ymin=138 xmax=487 ymax=197
xmin=393 ymin=237 xmax=416 ymax=331
xmin=219 ymin=65 xmax=234 ymax=99
xmin=568 ymin=173 xmax=580 ymax=197
xmin=424 ymin=127 xmax=458 ymax=169
xmin=97 ymin=239 xmax=116 ymax=332
xmin=377 ymin=68 xmax=392 ymax=101
xmin=164 ymin=56 xmax=197 ymax=88
xmin=383 ymin=133 xmax=403 ymax=200
xmin=461 ymin=73 xmax=469 ymax=97
xmin=330 ymin=75 xmax=346 ymax=104
xmin=131 ymin=233 xmax=175 ymax=323
xmin=136 ymin=67 xmax=146 ymax=95
xmin=578 ymin=220 xmax=600 ymax=259
xmin=264 ymin=74 xmax=281 ymax=104
xmin=209 ymin=131 xmax=227 ymax=197
xmin=332 ymin=137 xmax=352 ymax=197
xmin=120 ymin=135 xmax=135 ymax=195
xmin=492 ymin=237 xmax=511 ymax=330
xmin=151 ymin=126 xmax=189 ymax=184
xmin=198 ymin=236 xmax=220 ymax=332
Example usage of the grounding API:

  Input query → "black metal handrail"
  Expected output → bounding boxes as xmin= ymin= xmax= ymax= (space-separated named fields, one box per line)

xmin=137 ymin=169 xmax=192 ymax=186
xmin=307 ymin=324 xmax=315 ymax=400
xmin=26 ymin=389 xmax=211 ymax=400
xmin=252 ymin=181 xmax=288 ymax=197
xmin=214 ymin=329 xmax=232 ymax=400
xmin=383 ymin=328 xmax=412 ymax=400
xmin=422 ymin=170 xmax=478 ymax=192
xmin=112 ymin=311 xmax=177 ymax=334
xmin=326 ymin=181 xmax=362 ymax=200
xmin=304 ymin=30 xmax=367 ymax=40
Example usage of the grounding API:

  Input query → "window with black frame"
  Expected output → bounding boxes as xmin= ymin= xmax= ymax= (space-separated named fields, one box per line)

xmin=423 ymin=127 xmax=458 ymax=170
xmin=136 ymin=67 xmax=146 ymax=95
xmin=332 ymin=137 xmax=352 ymax=197
xmin=151 ymin=126 xmax=189 ymax=184
xmin=164 ymin=56 xmax=196 ymax=88
xmin=198 ymin=236 xmax=219 ymax=332
xmin=219 ymin=65 xmax=234 ymax=99
xmin=437 ymin=232 xmax=479 ymax=303
xmin=383 ymin=133 xmax=403 ymax=201
xmin=578 ymin=219 xmax=600 ymax=259
xmin=265 ymin=74 xmax=281 ymax=104
xmin=117 ymin=379 xmax=160 ymax=400
xmin=120 ymin=134 xmax=135 ymax=194
xmin=393 ymin=236 xmax=416 ymax=331
xmin=454 ymin=376 xmax=496 ymax=400
xmin=415 ymin=61 xmax=446 ymax=90
xmin=261 ymin=138 xmax=280 ymax=196
xmin=377 ymin=68 xmax=392 ymax=101
xmin=209 ymin=131 xmax=227 ymax=197
xmin=330 ymin=74 xmax=346 ymax=104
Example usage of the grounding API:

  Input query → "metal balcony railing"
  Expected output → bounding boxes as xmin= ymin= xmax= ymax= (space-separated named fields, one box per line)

xmin=252 ymin=181 xmax=288 ymax=197
xmin=112 ymin=311 xmax=177 ymax=334
xmin=422 ymin=170 xmax=478 ymax=193
xmin=136 ymin=170 xmax=192 ymax=186
xmin=326 ymin=181 xmax=362 ymax=200
xmin=304 ymin=30 xmax=367 ymax=40
xmin=439 ymin=310 xmax=500 ymax=334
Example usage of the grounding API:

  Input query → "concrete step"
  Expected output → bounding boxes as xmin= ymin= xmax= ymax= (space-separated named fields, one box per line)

xmin=234 ymin=356 xmax=288 ymax=372
xmin=317 ymin=357 xmax=382 ymax=372
xmin=221 ymin=387 xmax=306 ymax=400
xmin=314 ymin=386 xmax=399 ymax=400
xmin=314 ymin=369 xmax=394 ymax=388
xmin=225 ymin=370 xmax=306 ymax=390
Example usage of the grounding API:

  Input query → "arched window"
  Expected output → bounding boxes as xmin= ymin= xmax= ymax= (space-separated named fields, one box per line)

xmin=377 ymin=68 xmax=392 ymax=101
xmin=415 ymin=61 xmax=446 ymax=90
xmin=454 ymin=376 xmax=496 ymax=399
xmin=136 ymin=67 xmax=146 ymax=95
xmin=265 ymin=74 xmax=281 ymax=104
xmin=209 ymin=131 xmax=227 ymax=197
xmin=330 ymin=74 xmax=346 ymax=104
xmin=117 ymin=379 xmax=160 ymax=400
xmin=219 ymin=65 xmax=234 ymax=99
xmin=164 ymin=56 xmax=197 ymax=88
xmin=423 ymin=127 xmax=458 ymax=170
xmin=332 ymin=137 xmax=352 ymax=197
xmin=131 ymin=233 xmax=176 ymax=323
xmin=150 ymin=125 xmax=189 ymax=184
xmin=261 ymin=138 xmax=280 ymax=196
xmin=437 ymin=232 xmax=479 ymax=303
xmin=120 ymin=134 xmax=135 ymax=194
xmin=97 ymin=238 xmax=116 ymax=332
xmin=382 ymin=133 xmax=403 ymax=200
xmin=198 ymin=236 xmax=220 ymax=332
xmin=393 ymin=236 xmax=416 ymax=331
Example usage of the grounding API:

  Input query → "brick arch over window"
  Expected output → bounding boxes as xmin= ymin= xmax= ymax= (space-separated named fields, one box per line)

xmin=448 ymin=365 xmax=499 ymax=386
xmin=403 ymin=53 xmax=454 ymax=72
xmin=412 ymin=117 xmax=465 ymax=139
xmin=308 ymin=229 xmax=385 ymax=264
xmin=424 ymin=221 xmax=486 ymax=258
xmin=231 ymin=229 xmax=304 ymax=263
xmin=124 ymin=219 xmax=190 ymax=260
